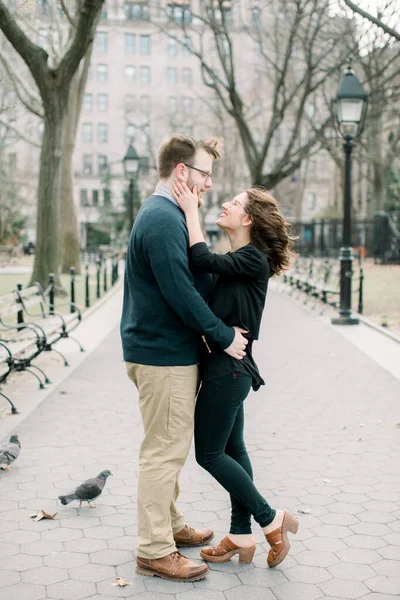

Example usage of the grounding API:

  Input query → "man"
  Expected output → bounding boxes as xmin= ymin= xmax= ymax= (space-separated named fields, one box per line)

xmin=121 ymin=134 xmax=248 ymax=583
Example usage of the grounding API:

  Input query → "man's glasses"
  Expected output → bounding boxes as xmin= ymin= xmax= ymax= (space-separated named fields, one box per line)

xmin=184 ymin=164 xmax=212 ymax=182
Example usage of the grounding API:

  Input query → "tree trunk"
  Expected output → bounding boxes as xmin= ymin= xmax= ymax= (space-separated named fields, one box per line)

xmin=60 ymin=81 xmax=81 ymax=275
xmin=30 ymin=95 xmax=65 ymax=291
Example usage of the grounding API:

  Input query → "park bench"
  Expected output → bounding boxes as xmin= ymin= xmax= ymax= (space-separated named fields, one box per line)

xmin=14 ymin=280 xmax=84 ymax=364
xmin=281 ymin=256 xmax=363 ymax=314
xmin=0 ymin=291 xmax=47 ymax=414
xmin=0 ymin=281 xmax=84 ymax=414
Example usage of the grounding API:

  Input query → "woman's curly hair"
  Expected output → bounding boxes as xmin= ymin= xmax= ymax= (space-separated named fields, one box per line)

xmin=244 ymin=187 xmax=297 ymax=276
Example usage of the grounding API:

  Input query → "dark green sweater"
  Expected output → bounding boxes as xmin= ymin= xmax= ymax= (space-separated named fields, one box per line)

xmin=120 ymin=194 xmax=234 ymax=366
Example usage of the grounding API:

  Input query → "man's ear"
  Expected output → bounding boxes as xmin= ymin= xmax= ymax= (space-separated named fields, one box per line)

xmin=175 ymin=163 xmax=186 ymax=181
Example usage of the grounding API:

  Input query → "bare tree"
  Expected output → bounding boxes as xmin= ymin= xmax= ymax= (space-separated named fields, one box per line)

xmin=160 ymin=0 xmax=353 ymax=189
xmin=0 ymin=0 xmax=104 ymax=289
xmin=342 ymin=0 xmax=400 ymax=41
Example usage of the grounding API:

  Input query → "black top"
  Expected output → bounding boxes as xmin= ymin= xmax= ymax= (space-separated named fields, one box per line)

xmin=120 ymin=195 xmax=234 ymax=366
xmin=189 ymin=242 xmax=270 ymax=391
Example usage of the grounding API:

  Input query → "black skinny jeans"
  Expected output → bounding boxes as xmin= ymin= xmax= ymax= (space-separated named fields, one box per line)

xmin=195 ymin=372 xmax=276 ymax=534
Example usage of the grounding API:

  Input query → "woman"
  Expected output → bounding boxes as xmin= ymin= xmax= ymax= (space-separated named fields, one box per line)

xmin=172 ymin=180 xmax=298 ymax=568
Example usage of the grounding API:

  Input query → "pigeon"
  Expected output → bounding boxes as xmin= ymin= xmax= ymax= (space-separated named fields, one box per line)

xmin=58 ymin=470 xmax=112 ymax=508
xmin=0 ymin=435 xmax=21 ymax=470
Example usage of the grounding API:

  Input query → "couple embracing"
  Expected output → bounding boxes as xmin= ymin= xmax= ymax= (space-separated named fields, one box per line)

xmin=120 ymin=133 xmax=298 ymax=582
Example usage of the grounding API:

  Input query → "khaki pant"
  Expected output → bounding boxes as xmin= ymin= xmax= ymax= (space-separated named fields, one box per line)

xmin=126 ymin=362 xmax=199 ymax=559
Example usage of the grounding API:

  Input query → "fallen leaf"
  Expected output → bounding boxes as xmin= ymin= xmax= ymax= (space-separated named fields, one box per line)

xmin=278 ymin=487 xmax=286 ymax=491
xmin=30 ymin=510 xmax=58 ymax=522
xmin=342 ymin=426 xmax=347 ymax=430
xmin=359 ymin=423 xmax=365 ymax=428
xmin=297 ymin=508 xmax=312 ymax=514
xmin=111 ymin=577 xmax=132 ymax=587
xmin=323 ymin=478 xmax=332 ymax=484
xmin=358 ymin=438 xmax=362 ymax=442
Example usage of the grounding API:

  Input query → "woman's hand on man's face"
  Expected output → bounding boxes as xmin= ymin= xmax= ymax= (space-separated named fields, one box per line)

xmin=172 ymin=179 xmax=199 ymax=214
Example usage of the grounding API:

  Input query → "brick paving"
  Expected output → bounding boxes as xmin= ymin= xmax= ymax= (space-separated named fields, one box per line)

xmin=0 ymin=287 xmax=399 ymax=599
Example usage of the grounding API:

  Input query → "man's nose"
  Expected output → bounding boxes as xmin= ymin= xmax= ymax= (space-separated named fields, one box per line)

xmin=206 ymin=178 xmax=213 ymax=189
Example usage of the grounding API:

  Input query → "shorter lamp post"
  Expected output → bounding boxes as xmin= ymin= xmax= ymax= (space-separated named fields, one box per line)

xmin=331 ymin=66 xmax=368 ymax=325
xmin=123 ymin=144 xmax=141 ymax=232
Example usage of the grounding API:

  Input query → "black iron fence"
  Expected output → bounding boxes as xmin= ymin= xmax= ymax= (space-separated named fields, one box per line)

xmin=290 ymin=213 xmax=400 ymax=263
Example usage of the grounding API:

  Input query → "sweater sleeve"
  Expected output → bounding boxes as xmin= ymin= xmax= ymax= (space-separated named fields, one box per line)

xmin=190 ymin=242 xmax=268 ymax=278
xmin=145 ymin=216 xmax=235 ymax=349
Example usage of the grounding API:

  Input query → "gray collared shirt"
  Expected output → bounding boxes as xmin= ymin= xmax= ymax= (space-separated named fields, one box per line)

xmin=154 ymin=183 xmax=178 ymax=206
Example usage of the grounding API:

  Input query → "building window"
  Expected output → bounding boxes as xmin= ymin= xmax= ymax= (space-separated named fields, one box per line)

xmin=211 ymin=5 xmax=232 ymax=25
xmin=140 ymin=66 xmax=150 ymax=84
xmin=124 ymin=1 xmax=149 ymax=20
xmin=125 ymin=94 xmax=136 ymax=112
xmin=100 ymin=2 xmax=107 ymax=19
xmin=140 ymin=124 xmax=149 ymax=144
xmin=140 ymin=34 xmax=151 ymax=55
xmin=140 ymin=95 xmax=150 ymax=113
xmin=87 ymin=64 xmax=92 ymax=80
xmin=83 ymin=123 xmax=93 ymax=142
xmin=125 ymin=33 xmax=135 ymax=54
xmin=167 ymin=67 xmax=177 ymax=84
xmin=83 ymin=93 xmax=92 ymax=111
xmin=252 ymin=6 xmax=261 ymax=26
xmin=307 ymin=191 xmax=317 ymax=210
xmin=96 ymin=32 xmax=108 ymax=53
xmin=8 ymin=152 xmax=17 ymax=172
xmin=83 ymin=154 xmax=92 ymax=175
xmin=80 ymin=189 xmax=88 ymax=207
xmin=166 ymin=3 xmax=191 ymax=24
xmin=98 ymin=155 xmax=108 ymax=174
xmin=37 ymin=122 xmax=44 ymax=140
xmin=125 ymin=65 xmax=136 ymax=82
xmin=97 ymin=94 xmax=108 ymax=111
xmin=182 ymin=68 xmax=192 ymax=85
xmin=96 ymin=64 xmax=108 ymax=81
xmin=92 ymin=189 xmax=99 ymax=206
xmin=168 ymin=96 xmax=177 ymax=114
xmin=168 ymin=37 xmax=178 ymax=56
xmin=97 ymin=123 xmax=108 ymax=143
xmin=140 ymin=156 xmax=149 ymax=176
xmin=103 ymin=188 xmax=111 ymax=206
xmin=182 ymin=36 xmax=191 ymax=56
xmin=182 ymin=97 xmax=193 ymax=115
xmin=37 ymin=28 xmax=47 ymax=48
xmin=126 ymin=124 xmax=136 ymax=143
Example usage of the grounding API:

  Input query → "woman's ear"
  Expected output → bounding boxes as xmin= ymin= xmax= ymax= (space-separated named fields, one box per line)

xmin=242 ymin=214 xmax=253 ymax=228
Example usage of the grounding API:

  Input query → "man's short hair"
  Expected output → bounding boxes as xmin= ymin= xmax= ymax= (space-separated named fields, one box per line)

xmin=158 ymin=133 xmax=223 ymax=179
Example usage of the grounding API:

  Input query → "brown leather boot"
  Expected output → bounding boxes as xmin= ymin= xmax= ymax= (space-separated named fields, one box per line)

xmin=174 ymin=524 xmax=214 ymax=547
xmin=136 ymin=551 xmax=209 ymax=582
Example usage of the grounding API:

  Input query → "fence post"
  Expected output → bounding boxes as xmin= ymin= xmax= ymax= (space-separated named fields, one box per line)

xmin=85 ymin=265 xmax=90 ymax=308
xmin=103 ymin=259 xmax=107 ymax=293
xmin=96 ymin=259 xmax=101 ymax=299
xmin=49 ymin=273 xmax=55 ymax=315
xmin=358 ymin=259 xmax=364 ymax=315
xmin=70 ymin=267 xmax=76 ymax=313
xmin=16 ymin=282 xmax=24 ymax=324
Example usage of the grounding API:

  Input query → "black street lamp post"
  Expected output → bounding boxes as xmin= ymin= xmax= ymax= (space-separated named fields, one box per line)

xmin=331 ymin=66 xmax=368 ymax=326
xmin=123 ymin=144 xmax=141 ymax=232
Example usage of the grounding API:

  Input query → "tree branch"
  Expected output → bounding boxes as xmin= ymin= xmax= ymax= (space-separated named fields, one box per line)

xmin=342 ymin=0 xmax=400 ymax=41
xmin=0 ymin=54 xmax=43 ymax=118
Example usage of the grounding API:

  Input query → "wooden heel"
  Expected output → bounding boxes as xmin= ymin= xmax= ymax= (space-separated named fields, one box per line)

xmin=238 ymin=545 xmax=256 ymax=563
xmin=284 ymin=512 xmax=299 ymax=534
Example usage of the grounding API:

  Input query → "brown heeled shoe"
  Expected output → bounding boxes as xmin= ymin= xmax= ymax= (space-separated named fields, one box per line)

xmin=200 ymin=536 xmax=256 ymax=564
xmin=265 ymin=511 xmax=299 ymax=568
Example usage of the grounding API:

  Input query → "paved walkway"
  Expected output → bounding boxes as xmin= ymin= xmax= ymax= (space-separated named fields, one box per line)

xmin=0 ymin=287 xmax=400 ymax=600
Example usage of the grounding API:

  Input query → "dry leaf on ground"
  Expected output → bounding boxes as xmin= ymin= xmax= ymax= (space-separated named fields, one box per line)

xmin=323 ymin=478 xmax=332 ymax=484
xmin=111 ymin=577 xmax=132 ymax=587
xmin=297 ymin=508 xmax=312 ymax=514
xmin=29 ymin=510 xmax=58 ymax=521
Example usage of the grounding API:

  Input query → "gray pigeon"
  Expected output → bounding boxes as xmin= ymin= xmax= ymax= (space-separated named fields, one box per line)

xmin=0 ymin=435 xmax=21 ymax=470
xmin=58 ymin=470 xmax=112 ymax=508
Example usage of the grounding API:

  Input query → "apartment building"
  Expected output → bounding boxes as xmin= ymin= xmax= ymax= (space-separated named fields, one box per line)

xmin=1 ymin=0 xmax=338 ymax=248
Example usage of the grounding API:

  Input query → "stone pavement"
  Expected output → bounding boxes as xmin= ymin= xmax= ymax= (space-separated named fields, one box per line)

xmin=0 ymin=286 xmax=400 ymax=600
